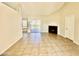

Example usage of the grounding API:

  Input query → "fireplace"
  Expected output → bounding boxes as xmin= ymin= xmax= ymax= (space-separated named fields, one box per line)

xmin=49 ymin=26 xmax=58 ymax=34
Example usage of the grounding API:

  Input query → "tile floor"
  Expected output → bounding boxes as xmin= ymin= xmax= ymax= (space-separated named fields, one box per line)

xmin=1 ymin=33 xmax=79 ymax=56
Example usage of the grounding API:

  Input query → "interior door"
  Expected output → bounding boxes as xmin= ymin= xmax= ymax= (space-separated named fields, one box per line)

xmin=65 ymin=15 xmax=75 ymax=40
xmin=22 ymin=19 xmax=27 ymax=32
xmin=65 ymin=16 xmax=70 ymax=39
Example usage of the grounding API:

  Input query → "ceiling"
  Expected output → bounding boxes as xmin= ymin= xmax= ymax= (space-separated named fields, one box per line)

xmin=20 ymin=2 xmax=64 ymax=17
xmin=3 ymin=2 xmax=65 ymax=17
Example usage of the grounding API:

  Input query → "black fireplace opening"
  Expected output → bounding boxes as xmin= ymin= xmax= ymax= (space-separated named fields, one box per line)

xmin=48 ymin=26 xmax=58 ymax=34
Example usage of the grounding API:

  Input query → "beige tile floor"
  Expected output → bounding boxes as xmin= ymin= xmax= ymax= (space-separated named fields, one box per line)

xmin=1 ymin=33 xmax=79 ymax=56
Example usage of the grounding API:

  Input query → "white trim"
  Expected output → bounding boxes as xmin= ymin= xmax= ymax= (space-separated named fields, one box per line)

xmin=73 ymin=40 xmax=79 ymax=45
xmin=58 ymin=32 xmax=65 ymax=37
xmin=1 ymin=2 xmax=17 ymax=13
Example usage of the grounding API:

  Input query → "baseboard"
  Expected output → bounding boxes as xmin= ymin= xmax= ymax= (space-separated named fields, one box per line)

xmin=0 ymin=37 xmax=22 ymax=55
xmin=58 ymin=33 xmax=65 ymax=38
xmin=73 ymin=40 xmax=79 ymax=45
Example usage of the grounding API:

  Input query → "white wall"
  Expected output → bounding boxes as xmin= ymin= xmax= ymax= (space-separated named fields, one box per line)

xmin=41 ymin=17 xmax=59 ymax=33
xmin=51 ymin=2 xmax=79 ymax=45
xmin=0 ymin=3 xmax=22 ymax=55
xmin=74 ymin=15 xmax=79 ymax=44
xmin=27 ymin=16 xmax=60 ymax=33
xmin=31 ymin=3 xmax=79 ymax=45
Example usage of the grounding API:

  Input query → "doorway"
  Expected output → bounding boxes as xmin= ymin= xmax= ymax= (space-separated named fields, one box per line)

xmin=22 ymin=18 xmax=41 ymax=33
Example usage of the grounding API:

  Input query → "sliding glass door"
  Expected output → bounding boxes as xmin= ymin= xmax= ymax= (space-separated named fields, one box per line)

xmin=30 ymin=19 xmax=41 ymax=33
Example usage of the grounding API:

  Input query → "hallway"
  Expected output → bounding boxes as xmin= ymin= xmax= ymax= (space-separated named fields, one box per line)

xmin=1 ymin=33 xmax=79 ymax=56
